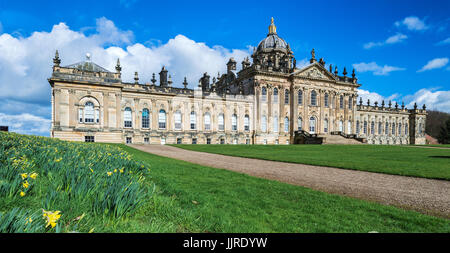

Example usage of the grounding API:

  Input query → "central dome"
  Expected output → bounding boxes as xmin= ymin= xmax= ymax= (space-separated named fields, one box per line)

xmin=256 ymin=17 xmax=288 ymax=51
xmin=257 ymin=33 xmax=288 ymax=51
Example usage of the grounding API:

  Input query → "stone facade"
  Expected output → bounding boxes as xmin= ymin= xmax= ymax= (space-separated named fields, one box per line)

xmin=49 ymin=19 xmax=427 ymax=145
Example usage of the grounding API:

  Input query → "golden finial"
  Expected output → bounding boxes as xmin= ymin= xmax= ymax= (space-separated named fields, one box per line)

xmin=268 ymin=17 xmax=277 ymax=34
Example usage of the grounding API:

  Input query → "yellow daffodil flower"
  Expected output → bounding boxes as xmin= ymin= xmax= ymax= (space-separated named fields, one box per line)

xmin=107 ymin=172 xmax=113 ymax=176
xmin=29 ymin=172 xmax=38 ymax=179
xmin=119 ymin=168 xmax=124 ymax=173
xmin=20 ymin=191 xmax=26 ymax=197
xmin=25 ymin=217 xmax=32 ymax=225
xmin=90 ymin=168 xmax=94 ymax=173
xmin=22 ymin=181 xmax=29 ymax=189
xmin=20 ymin=173 xmax=28 ymax=179
xmin=42 ymin=210 xmax=62 ymax=228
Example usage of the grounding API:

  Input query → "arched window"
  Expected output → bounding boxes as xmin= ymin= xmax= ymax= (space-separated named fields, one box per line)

xmin=339 ymin=95 xmax=344 ymax=109
xmin=405 ymin=123 xmax=408 ymax=135
xmin=363 ymin=121 xmax=367 ymax=134
xmin=392 ymin=123 xmax=395 ymax=135
xmin=347 ymin=121 xmax=352 ymax=134
xmin=273 ymin=88 xmax=278 ymax=103
xmin=174 ymin=110 xmax=182 ymax=130
xmin=261 ymin=116 xmax=267 ymax=132
xmin=218 ymin=113 xmax=224 ymax=131
xmin=339 ymin=120 xmax=343 ymax=132
xmin=158 ymin=109 xmax=166 ymax=129
xmin=261 ymin=87 xmax=267 ymax=102
xmin=311 ymin=91 xmax=317 ymax=106
xmin=284 ymin=117 xmax=289 ymax=133
xmin=298 ymin=117 xmax=303 ymax=131
xmin=284 ymin=89 xmax=289 ymax=104
xmin=244 ymin=115 xmax=250 ymax=131
xmin=85 ymin=102 xmax=95 ymax=123
xmin=348 ymin=98 xmax=353 ymax=109
xmin=324 ymin=93 xmax=329 ymax=107
xmin=398 ymin=123 xmax=402 ymax=135
xmin=204 ymin=112 xmax=211 ymax=131
xmin=370 ymin=121 xmax=375 ymax=134
xmin=385 ymin=122 xmax=389 ymax=135
xmin=231 ymin=114 xmax=237 ymax=131
xmin=298 ymin=90 xmax=303 ymax=105
xmin=378 ymin=122 xmax=382 ymax=135
xmin=142 ymin=108 xmax=150 ymax=129
xmin=324 ymin=119 xmax=328 ymax=133
xmin=190 ymin=111 xmax=196 ymax=130
xmin=356 ymin=120 xmax=360 ymax=134
xmin=124 ymin=107 xmax=132 ymax=128
xmin=273 ymin=115 xmax=278 ymax=132
xmin=309 ymin=117 xmax=316 ymax=133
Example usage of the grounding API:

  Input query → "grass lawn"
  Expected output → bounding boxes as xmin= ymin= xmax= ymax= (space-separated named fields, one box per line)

xmin=118 ymin=145 xmax=450 ymax=232
xmin=172 ymin=144 xmax=450 ymax=180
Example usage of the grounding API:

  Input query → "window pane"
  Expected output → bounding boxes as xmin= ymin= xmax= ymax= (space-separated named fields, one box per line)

xmin=142 ymin=109 xmax=149 ymax=128
xmin=174 ymin=111 xmax=182 ymax=130
xmin=159 ymin=110 xmax=166 ymax=129
xmin=244 ymin=115 xmax=250 ymax=131
xmin=218 ymin=114 xmax=224 ymax=131
xmin=85 ymin=102 xmax=94 ymax=123
xmin=273 ymin=116 xmax=278 ymax=132
xmin=124 ymin=107 xmax=132 ymax=127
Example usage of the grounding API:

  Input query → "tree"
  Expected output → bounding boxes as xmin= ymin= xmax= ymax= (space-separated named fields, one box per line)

xmin=437 ymin=117 xmax=450 ymax=144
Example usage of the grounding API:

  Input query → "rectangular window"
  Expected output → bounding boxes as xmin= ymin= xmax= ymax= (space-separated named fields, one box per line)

xmin=177 ymin=138 xmax=182 ymax=144
xmin=207 ymin=138 xmax=211 ymax=144
xmin=246 ymin=139 xmax=250 ymax=144
xmin=126 ymin=137 xmax=132 ymax=144
xmin=218 ymin=115 xmax=224 ymax=131
xmin=220 ymin=138 xmax=225 ymax=144
xmin=79 ymin=109 xmax=83 ymax=123
xmin=144 ymin=137 xmax=149 ymax=144
xmin=192 ymin=138 xmax=197 ymax=144
xmin=85 ymin=136 xmax=94 ymax=142
xmin=95 ymin=110 xmax=100 ymax=123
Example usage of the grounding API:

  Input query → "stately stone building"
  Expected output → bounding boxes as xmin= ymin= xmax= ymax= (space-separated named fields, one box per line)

xmin=49 ymin=18 xmax=427 ymax=145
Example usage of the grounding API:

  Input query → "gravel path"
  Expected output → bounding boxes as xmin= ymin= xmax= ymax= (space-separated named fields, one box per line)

xmin=130 ymin=144 xmax=450 ymax=218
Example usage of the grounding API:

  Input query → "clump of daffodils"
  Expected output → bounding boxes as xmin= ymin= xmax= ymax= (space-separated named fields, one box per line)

xmin=42 ymin=209 xmax=62 ymax=228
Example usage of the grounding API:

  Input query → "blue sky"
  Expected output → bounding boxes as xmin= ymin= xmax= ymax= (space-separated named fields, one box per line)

xmin=0 ymin=0 xmax=449 ymax=136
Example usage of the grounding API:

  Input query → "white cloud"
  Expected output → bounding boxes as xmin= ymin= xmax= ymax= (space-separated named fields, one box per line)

xmin=358 ymin=88 xmax=450 ymax=113
xmin=417 ymin=58 xmax=449 ymax=72
xmin=436 ymin=37 xmax=450 ymax=46
xmin=402 ymin=88 xmax=450 ymax=112
xmin=364 ymin=33 xmax=407 ymax=49
xmin=352 ymin=62 xmax=405 ymax=75
xmin=0 ymin=113 xmax=51 ymax=136
xmin=395 ymin=16 xmax=429 ymax=31
xmin=0 ymin=17 xmax=251 ymax=136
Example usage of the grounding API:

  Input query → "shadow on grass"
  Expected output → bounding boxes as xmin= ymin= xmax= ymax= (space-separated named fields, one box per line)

xmin=429 ymin=156 xmax=450 ymax=159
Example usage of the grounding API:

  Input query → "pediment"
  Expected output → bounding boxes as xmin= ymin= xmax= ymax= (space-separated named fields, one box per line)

xmin=292 ymin=62 xmax=336 ymax=81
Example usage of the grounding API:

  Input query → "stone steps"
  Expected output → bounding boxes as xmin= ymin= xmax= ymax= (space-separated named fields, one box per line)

xmin=319 ymin=134 xmax=364 ymax=144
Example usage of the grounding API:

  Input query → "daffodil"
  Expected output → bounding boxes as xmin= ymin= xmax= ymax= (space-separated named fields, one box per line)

xmin=119 ymin=168 xmax=124 ymax=173
xmin=107 ymin=171 xmax=113 ymax=176
xmin=113 ymin=169 xmax=117 ymax=173
xmin=22 ymin=181 xmax=29 ymax=189
xmin=20 ymin=173 xmax=28 ymax=179
xmin=29 ymin=172 xmax=38 ymax=179
xmin=90 ymin=168 xmax=94 ymax=173
xmin=25 ymin=217 xmax=32 ymax=225
xmin=20 ymin=191 xmax=26 ymax=197
xmin=42 ymin=210 xmax=61 ymax=228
